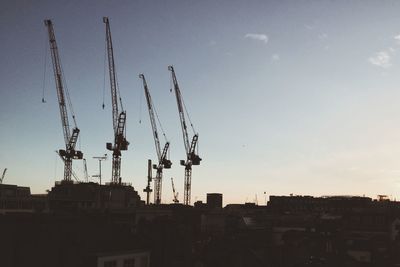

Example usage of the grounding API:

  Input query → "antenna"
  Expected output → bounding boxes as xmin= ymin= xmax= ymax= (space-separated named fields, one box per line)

xmin=92 ymin=154 xmax=107 ymax=185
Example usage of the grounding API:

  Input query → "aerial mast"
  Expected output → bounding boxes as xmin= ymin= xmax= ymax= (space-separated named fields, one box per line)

xmin=93 ymin=154 xmax=107 ymax=185
xmin=103 ymin=17 xmax=129 ymax=184
xmin=168 ymin=66 xmax=201 ymax=205
xmin=139 ymin=74 xmax=172 ymax=204
xmin=44 ymin=19 xmax=83 ymax=182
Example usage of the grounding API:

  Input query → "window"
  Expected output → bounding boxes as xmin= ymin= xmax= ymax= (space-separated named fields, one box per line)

xmin=104 ymin=260 xmax=117 ymax=267
xmin=140 ymin=256 xmax=149 ymax=267
xmin=123 ymin=258 xmax=135 ymax=267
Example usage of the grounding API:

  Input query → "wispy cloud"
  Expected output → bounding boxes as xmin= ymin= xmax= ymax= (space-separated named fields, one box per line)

xmin=394 ymin=34 xmax=400 ymax=44
xmin=318 ymin=33 xmax=328 ymax=40
xmin=304 ymin=23 xmax=316 ymax=30
xmin=271 ymin=54 xmax=280 ymax=62
xmin=207 ymin=40 xmax=217 ymax=47
xmin=368 ymin=51 xmax=392 ymax=68
xmin=244 ymin=33 xmax=268 ymax=44
xmin=368 ymin=35 xmax=400 ymax=69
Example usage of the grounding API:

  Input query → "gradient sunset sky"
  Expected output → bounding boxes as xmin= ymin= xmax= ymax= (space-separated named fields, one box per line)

xmin=2 ymin=0 xmax=400 ymax=204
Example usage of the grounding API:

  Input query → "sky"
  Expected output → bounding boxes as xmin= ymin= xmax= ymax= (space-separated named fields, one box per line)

xmin=2 ymin=0 xmax=400 ymax=205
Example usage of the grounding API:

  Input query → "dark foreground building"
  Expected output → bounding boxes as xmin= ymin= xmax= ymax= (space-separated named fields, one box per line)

xmin=2 ymin=185 xmax=400 ymax=267
xmin=0 ymin=183 xmax=47 ymax=213
xmin=0 ymin=212 xmax=150 ymax=267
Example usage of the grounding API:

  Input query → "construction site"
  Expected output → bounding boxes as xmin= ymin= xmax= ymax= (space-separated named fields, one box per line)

xmin=27 ymin=17 xmax=202 ymax=210
xmin=3 ymin=2 xmax=400 ymax=267
xmin=0 ymin=16 xmax=217 ymax=267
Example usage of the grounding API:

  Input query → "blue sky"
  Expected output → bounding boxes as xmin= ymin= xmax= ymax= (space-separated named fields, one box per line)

xmin=1 ymin=0 xmax=400 ymax=204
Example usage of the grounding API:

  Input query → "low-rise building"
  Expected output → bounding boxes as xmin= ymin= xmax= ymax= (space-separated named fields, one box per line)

xmin=48 ymin=181 xmax=142 ymax=212
xmin=96 ymin=250 xmax=150 ymax=267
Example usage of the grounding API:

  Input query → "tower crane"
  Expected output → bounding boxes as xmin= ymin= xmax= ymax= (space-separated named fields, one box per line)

xmin=0 ymin=168 xmax=7 ymax=184
xmin=103 ymin=17 xmax=129 ymax=184
xmin=168 ymin=66 xmax=201 ymax=205
xmin=44 ymin=20 xmax=83 ymax=182
xmin=171 ymin=177 xmax=179 ymax=203
xmin=139 ymin=74 xmax=172 ymax=204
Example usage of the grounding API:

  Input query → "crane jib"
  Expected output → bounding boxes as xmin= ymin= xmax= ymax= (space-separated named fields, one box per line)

xmin=103 ymin=17 xmax=129 ymax=184
xmin=140 ymin=73 xmax=171 ymax=204
xmin=44 ymin=19 xmax=83 ymax=182
xmin=168 ymin=65 xmax=201 ymax=205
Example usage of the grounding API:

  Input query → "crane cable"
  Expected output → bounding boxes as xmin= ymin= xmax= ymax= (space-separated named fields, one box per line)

xmin=182 ymin=97 xmax=196 ymax=135
xmin=102 ymin=34 xmax=124 ymax=113
xmin=116 ymin=76 xmax=127 ymax=137
xmin=103 ymin=33 xmax=125 ymax=137
xmin=78 ymin=131 xmax=82 ymax=151
xmin=112 ymin=39 xmax=124 ymax=112
xmin=102 ymin=38 xmax=107 ymax=109
xmin=42 ymin=28 xmax=78 ymax=132
xmin=153 ymin=100 xmax=168 ymax=142
xmin=139 ymin=83 xmax=143 ymax=124
xmin=41 ymin=31 xmax=48 ymax=103
xmin=141 ymin=80 xmax=167 ymax=142
xmin=116 ymin=78 xmax=124 ymax=112
xmin=169 ymin=72 xmax=196 ymax=135
xmin=60 ymin=62 xmax=78 ymax=129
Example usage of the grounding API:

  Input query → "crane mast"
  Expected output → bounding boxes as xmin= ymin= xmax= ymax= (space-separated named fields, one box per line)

xmin=143 ymin=159 xmax=153 ymax=205
xmin=83 ymin=158 xmax=89 ymax=182
xmin=139 ymin=74 xmax=171 ymax=204
xmin=171 ymin=177 xmax=179 ymax=203
xmin=44 ymin=19 xmax=83 ymax=182
xmin=55 ymin=151 xmax=80 ymax=182
xmin=168 ymin=66 xmax=201 ymax=205
xmin=103 ymin=17 xmax=129 ymax=184
xmin=0 ymin=168 xmax=7 ymax=184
